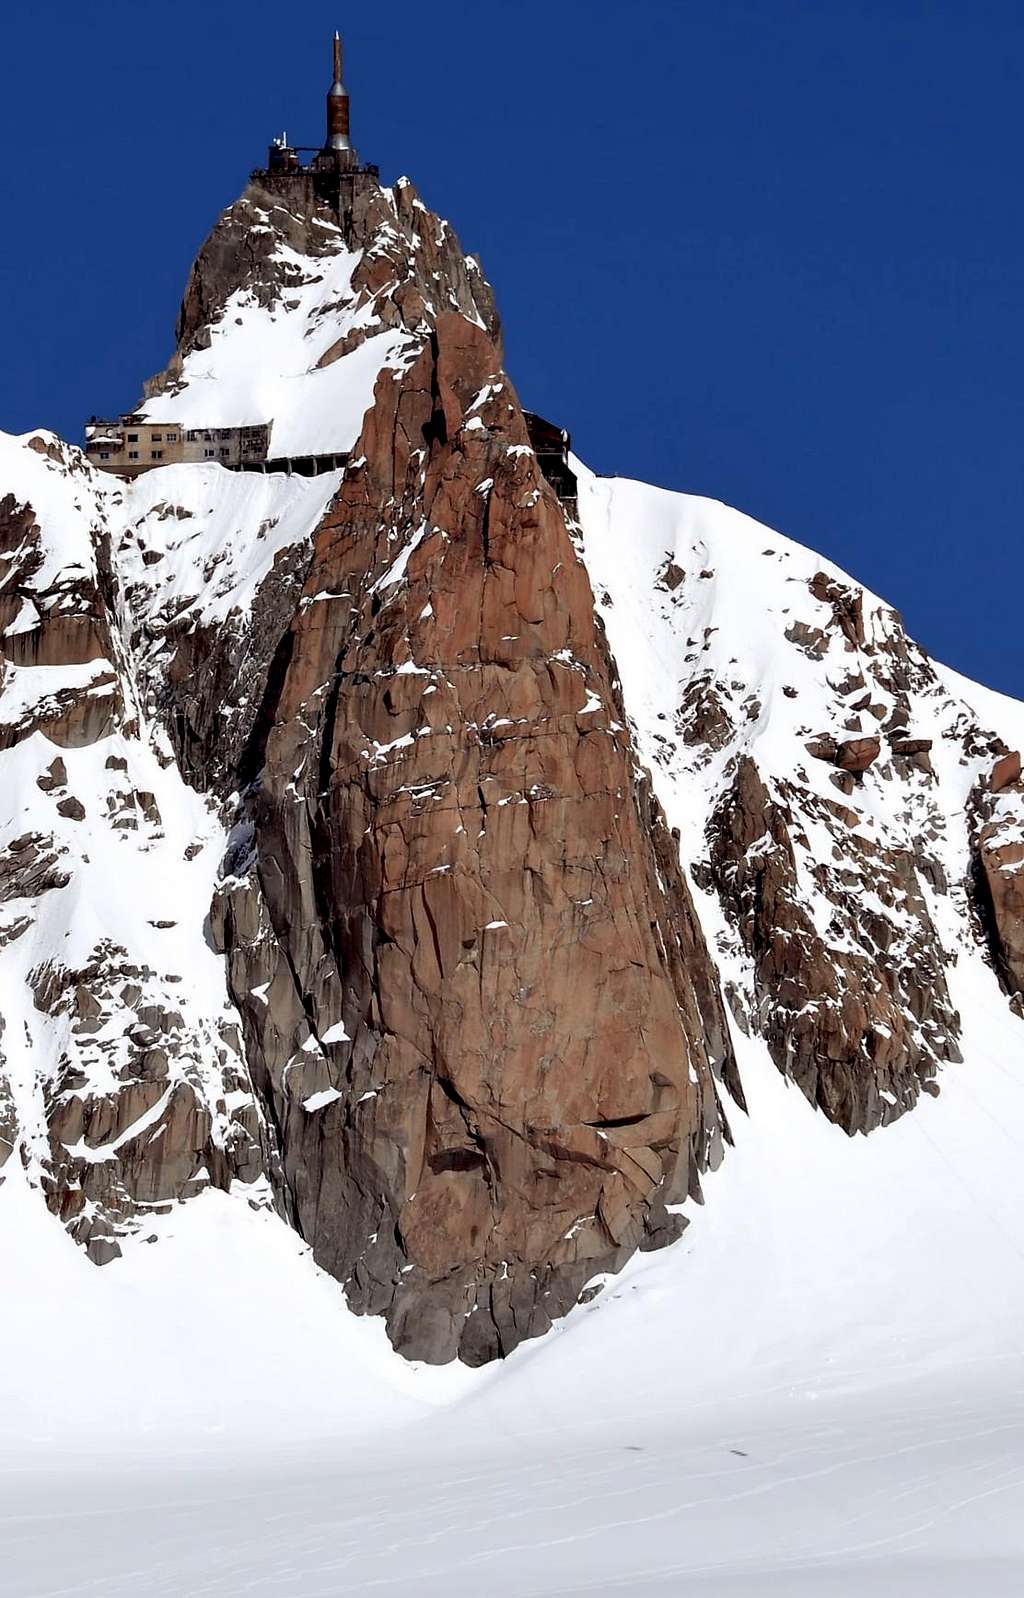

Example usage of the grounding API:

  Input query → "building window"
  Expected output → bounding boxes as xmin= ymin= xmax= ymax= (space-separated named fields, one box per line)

xmin=187 ymin=430 xmax=198 ymax=441
xmin=151 ymin=433 xmax=162 ymax=443
xmin=218 ymin=429 xmax=230 ymax=440
xmin=151 ymin=450 xmax=163 ymax=460
xmin=166 ymin=433 xmax=178 ymax=443
xmin=128 ymin=451 xmax=139 ymax=460
xmin=205 ymin=449 xmax=215 ymax=458
xmin=127 ymin=433 xmax=139 ymax=442
xmin=100 ymin=452 xmax=110 ymax=461
xmin=220 ymin=447 xmax=229 ymax=457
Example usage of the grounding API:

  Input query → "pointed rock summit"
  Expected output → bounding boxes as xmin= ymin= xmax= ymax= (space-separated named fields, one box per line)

xmin=3 ymin=33 xmax=1024 ymax=1363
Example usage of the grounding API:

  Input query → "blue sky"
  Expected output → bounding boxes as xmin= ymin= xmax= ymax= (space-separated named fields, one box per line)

xmin=2 ymin=0 xmax=1021 ymax=693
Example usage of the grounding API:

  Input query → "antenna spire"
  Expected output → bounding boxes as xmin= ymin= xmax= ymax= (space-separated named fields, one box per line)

xmin=325 ymin=28 xmax=353 ymax=154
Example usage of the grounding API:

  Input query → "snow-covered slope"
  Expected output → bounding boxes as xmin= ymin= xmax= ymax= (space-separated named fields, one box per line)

xmin=0 ymin=442 xmax=377 ymax=1261
xmin=140 ymin=211 xmax=412 ymax=456
xmin=574 ymin=462 xmax=988 ymax=939
xmin=116 ymin=461 xmax=345 ymax=625
xmin=140 ymin=175 xmax=494 ymax=459
xmin=576 ymin=466 xmax=995 ymax=837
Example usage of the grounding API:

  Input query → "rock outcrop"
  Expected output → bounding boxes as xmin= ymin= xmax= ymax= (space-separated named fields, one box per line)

xmin=0 ymin=1064 xmax=15 ymax=1182
xmin=127 ymin=176 xmax=737 ymax=1360
xmin=0 ymin=434 xmax=268 ymax=1263
xmin=971 ymin=756 xmax=1024 ymax=998
xmin=976 ymin=822 xmax=1024 ymax=997
xmin=706 ymin=755 xmax=958 ymax=1132
xmin=211 ymin=307 xmax=733 ymax=1363
xmin=991 ymin=751 xmax=1021 ymax=794
xmin=0 ymin=482 xmax=126 ymax=752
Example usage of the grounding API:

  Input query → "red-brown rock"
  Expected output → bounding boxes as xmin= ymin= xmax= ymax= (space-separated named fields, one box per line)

xmin=836 ymin=736 xmax=881 ymax=773
xmin=214 ymin=309 xmax=735 ymax=1364
xmin=991 ymin=751 xmax=1021 ymax=793
xmin=706 ymin=756 xmax=960 ymax=1135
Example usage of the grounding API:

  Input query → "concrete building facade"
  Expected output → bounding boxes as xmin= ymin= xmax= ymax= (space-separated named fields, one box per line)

xmin=84 ymin=417 xmax=273 ymax=478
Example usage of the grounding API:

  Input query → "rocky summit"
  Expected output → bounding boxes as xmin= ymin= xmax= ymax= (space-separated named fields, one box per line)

xmin=2 ymin=113 xmax=1023 ymax=1369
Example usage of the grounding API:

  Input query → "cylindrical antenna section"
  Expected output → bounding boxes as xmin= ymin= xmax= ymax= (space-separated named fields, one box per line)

xmin=326 ymin=29 xmax=352 ymax=149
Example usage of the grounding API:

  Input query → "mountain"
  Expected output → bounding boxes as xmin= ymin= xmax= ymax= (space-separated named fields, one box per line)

xmin=4 ymin=124 xmax=1024 ymax=1594
xmin=3 ymin=153 xmax=1024 ymax=1380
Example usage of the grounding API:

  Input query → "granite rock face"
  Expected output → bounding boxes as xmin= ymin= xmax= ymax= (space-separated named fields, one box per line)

xmin=211 ymin=309 xmax=733 ymax=1363
xmin=0 ymin=1063 xmax=15 ymax=1182
xmin=977 ymin=825 xmax=1024 ymax=997
xmin=140 ymin=179 xmax=735 ymax=1361
xmin=971 ymin=756 xmax=1024 ymax=999
xmin=135 ymin=177 xmax=500 ymax=798
xmin=706 ymin=754 xmax=959 ymax=1133
xmin=0 ymin=482 xmax=125 ymax=752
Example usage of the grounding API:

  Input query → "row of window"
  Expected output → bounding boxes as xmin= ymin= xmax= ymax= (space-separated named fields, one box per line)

xmin=117 ymin=428 xmax=256 ymax=446
xmin=120 ymin=446 xmax=231 ymax=461
xmin=92 ymin=427 xmax=261 ymax=466
xmin=93 ymin=443 xmax=281 ymax=469
xmin=123 ymin=429 xmax=241 ymax=444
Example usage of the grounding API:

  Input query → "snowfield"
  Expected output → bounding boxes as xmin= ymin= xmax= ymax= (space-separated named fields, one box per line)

xmin=4 ymin=949 xmax=1024 ymax=1595
xmin=4 ymin=458 xmax=1024 ymax=1592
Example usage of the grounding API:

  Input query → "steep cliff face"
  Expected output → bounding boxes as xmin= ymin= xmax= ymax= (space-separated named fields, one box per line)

xmin=134 ymin=176 xmax=736 ymax=1361
xmin=2 ymin=162 xmax=1023 ymax=1363
xmin=211 ymin=311 xmax=733 ymax=1363
xmin=969 ymin=752 xmax=1024 ymax=999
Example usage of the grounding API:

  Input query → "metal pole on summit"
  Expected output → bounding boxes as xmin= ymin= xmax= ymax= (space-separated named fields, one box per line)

xmin=326 ymin=28 xmax=352 ymax=151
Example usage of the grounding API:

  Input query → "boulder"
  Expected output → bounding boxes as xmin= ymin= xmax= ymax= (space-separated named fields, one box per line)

xmin=836 ymin=737 xmax=881 ymax=773
xmin=977 ymin=825 xmax=1024 ymax=993
xmin=805 ymin=734 xmax=838 ymax=762
xmin=805 ymin=734 xmax=880 ymax=774
xmin=890 ymin=738 xmax=932 ymax=756
xmin=991 ymin=751 xmax=1021 ymax=793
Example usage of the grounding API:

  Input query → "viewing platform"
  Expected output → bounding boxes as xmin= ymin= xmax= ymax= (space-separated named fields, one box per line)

xmin=83 ymin=413 xmax=576 ymax=504
xmin=83 ymin=416 xmax=349 ymax=481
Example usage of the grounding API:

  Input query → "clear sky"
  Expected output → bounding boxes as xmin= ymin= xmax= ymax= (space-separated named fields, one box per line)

xmin=2 ymin=0 xmax=1021 ymax=694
